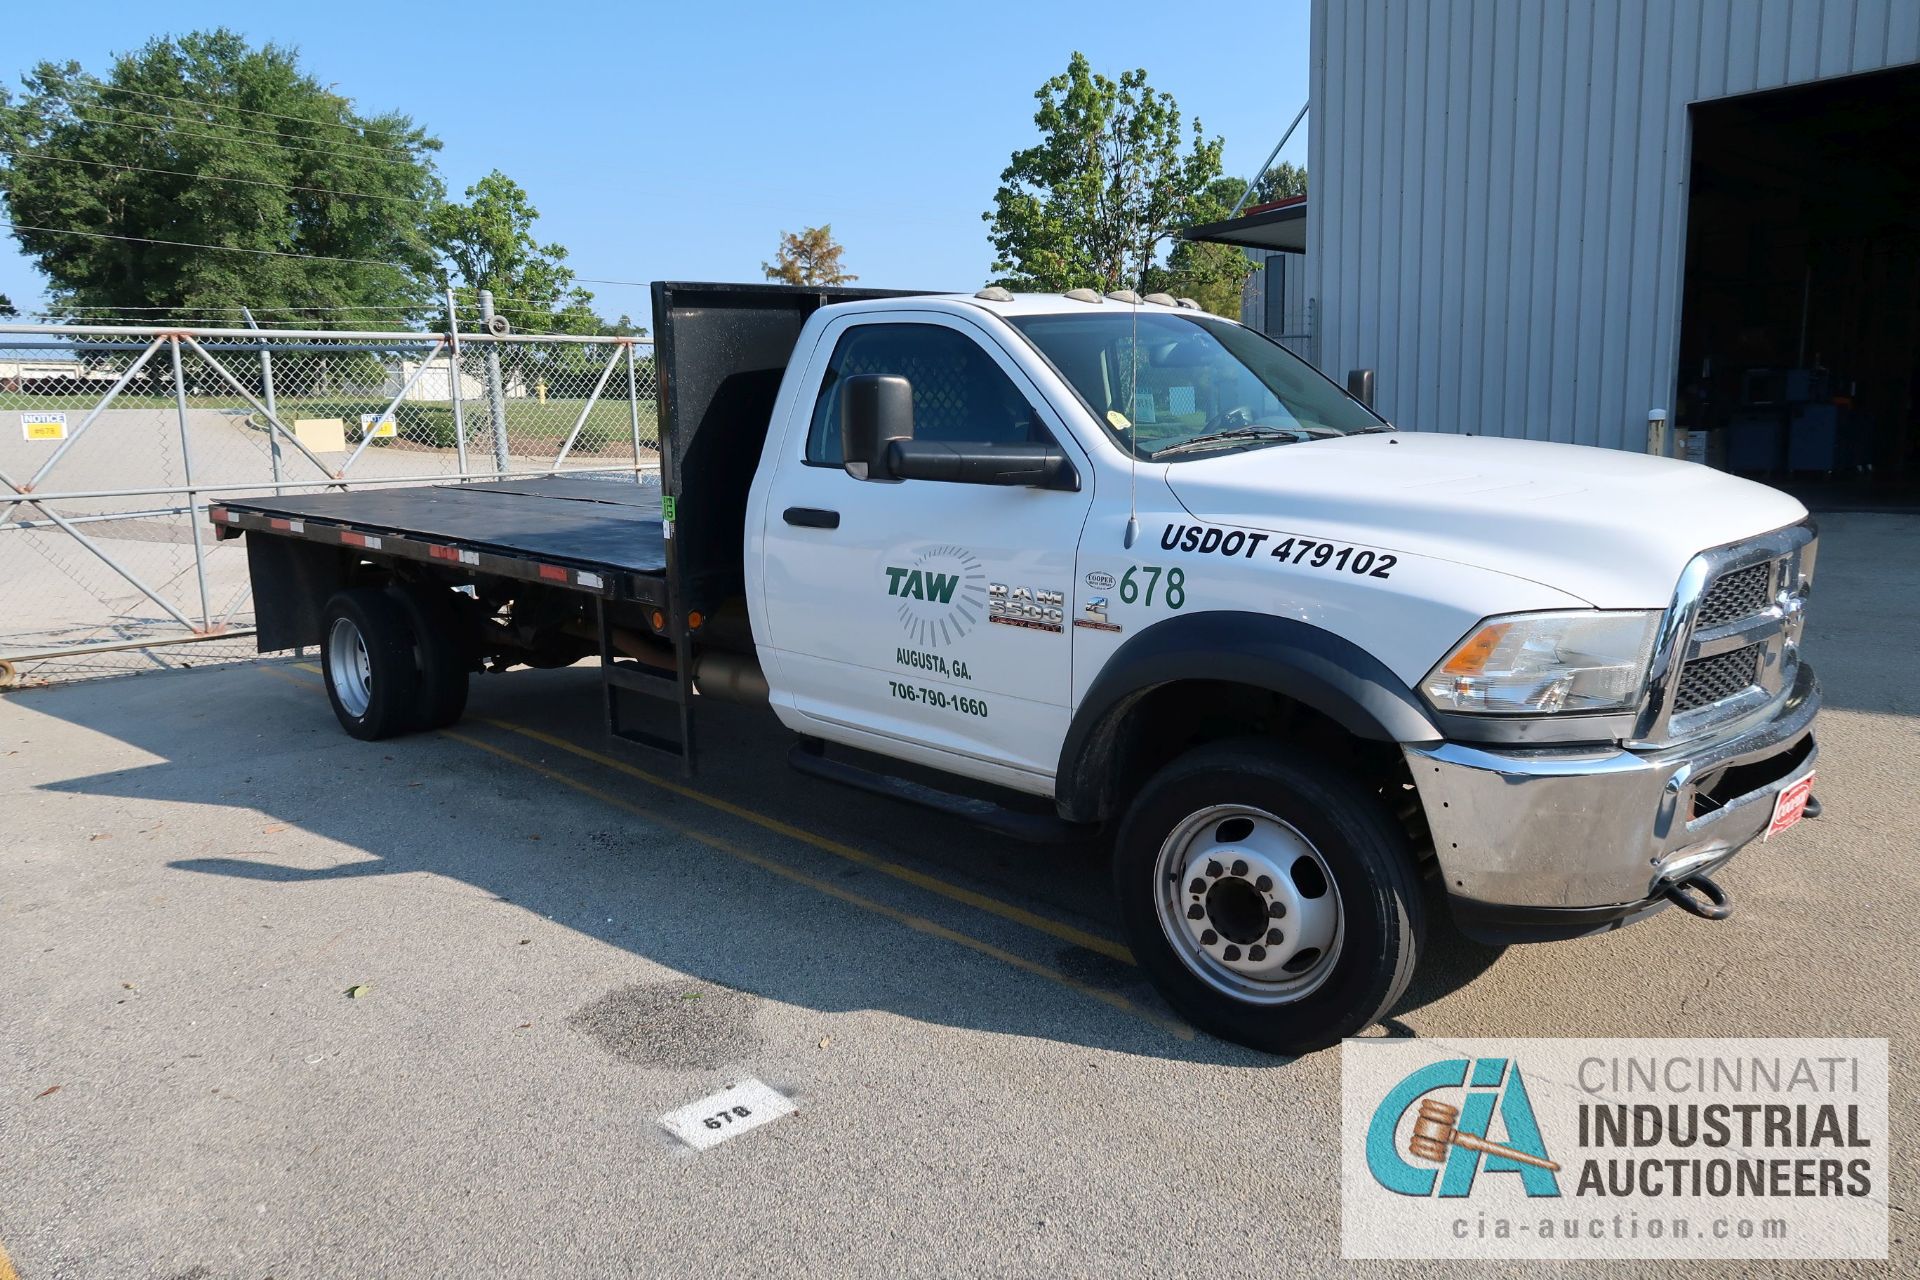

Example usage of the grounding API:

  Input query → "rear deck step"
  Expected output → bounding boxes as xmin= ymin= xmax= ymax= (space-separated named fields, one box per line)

xmin=785 ymin=741 xmax=1088 ymax=844
xmin=598 ymin=598 xmax=693 ymax=773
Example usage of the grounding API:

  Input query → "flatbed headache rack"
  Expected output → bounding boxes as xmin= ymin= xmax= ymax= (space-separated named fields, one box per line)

xmin=215 ymin=282 xmax=922 ymax=773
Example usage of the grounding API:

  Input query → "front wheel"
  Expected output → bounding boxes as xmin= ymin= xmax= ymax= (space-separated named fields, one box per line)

xmin=1114 ymin=741 xmax=1424 ymax=1055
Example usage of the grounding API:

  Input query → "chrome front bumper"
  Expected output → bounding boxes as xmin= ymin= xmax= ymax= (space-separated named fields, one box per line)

xmin=1406 ymin=663 xmax=1820 ymax=941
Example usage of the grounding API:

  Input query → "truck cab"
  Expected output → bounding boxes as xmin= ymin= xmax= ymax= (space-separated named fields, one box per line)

xmin=224 ymin=282 xmax=1821 ymax=1056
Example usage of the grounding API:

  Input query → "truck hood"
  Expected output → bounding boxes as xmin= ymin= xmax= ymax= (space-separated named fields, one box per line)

xmin=1162 ymin=432 xmax=1808 ymax=607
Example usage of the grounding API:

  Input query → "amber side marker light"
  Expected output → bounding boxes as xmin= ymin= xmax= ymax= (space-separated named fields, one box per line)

xmin=1441 ymin=622 xmax=1510 ymax=677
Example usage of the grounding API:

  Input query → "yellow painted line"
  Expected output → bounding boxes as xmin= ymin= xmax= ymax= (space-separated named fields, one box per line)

xmin=277 ymin=664 xmax=1127 ymax=963
xmin=294 ymin=661 xmax=322 ymax=674
xmin=482 ymin=717 xmax=1135 ymax=966
xmin=443 ymin=729 xmax=1191 ymax=1040
xmin=0 ymin=1234 xmax=19 ymax=1280
xmin=258 ymin=663 xmax=318 ymax=689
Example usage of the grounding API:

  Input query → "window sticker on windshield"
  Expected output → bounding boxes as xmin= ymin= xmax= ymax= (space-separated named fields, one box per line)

xmin=1168 ymin=386 xmax=1196 ymax=416
xmin=1132 ymin=392 xmax=1157 ymax=424
xmin=1106 ymin=410 xmax=1131 ymax=430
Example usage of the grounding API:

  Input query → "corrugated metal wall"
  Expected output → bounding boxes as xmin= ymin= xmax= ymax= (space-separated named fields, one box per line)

xmin=1308 ymin=0 xmax=1920 ymax=450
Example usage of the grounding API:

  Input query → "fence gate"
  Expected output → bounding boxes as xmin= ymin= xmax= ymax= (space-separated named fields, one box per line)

xmin=0 ymin=323 xmax=657 ymax=686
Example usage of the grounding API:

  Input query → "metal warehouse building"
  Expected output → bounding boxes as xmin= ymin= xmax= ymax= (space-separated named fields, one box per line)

xmin=1214 ymin=0 xmax=1920 ymax=502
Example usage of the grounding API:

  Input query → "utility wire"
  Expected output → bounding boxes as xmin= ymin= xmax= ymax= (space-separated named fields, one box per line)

xmin=24 ymin=99 xmax=427 ymax=162
xmin=0 ymin=220 xmax=418 ymax=270
xmin=14 ymin=108 xmax=432 ymax=168
xmin=81 ymin=80 xmax=430 ymax=145
xmin=0 ymin=149 xmax=435 ymax=204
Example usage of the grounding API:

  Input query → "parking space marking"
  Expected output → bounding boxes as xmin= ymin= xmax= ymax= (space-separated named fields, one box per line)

xmin=442 ymin=728 xmax=1193 ymax=1041
xmin=285 ymin=659 xmax=1129 ymax=965
xmin=659 ymin=1079 xmax=796 ymax=1152
xmin=480 ymin=718 xmax=1135 ymax=966
xmin=0 ymin=1235 xmax=17 ymax=1280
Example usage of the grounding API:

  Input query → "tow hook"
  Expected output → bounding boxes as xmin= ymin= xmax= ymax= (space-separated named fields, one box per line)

xmin=1662 ymin=873 xmax=1733 ymax=921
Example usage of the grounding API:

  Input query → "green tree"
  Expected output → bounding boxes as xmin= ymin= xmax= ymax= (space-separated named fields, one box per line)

xmin=1146 ymin=164 xmax=1310 ymax=318
xmin=0 ymin=29 xmax=443 ymax=323
xmin=0 ymin=292 xmax=15 ymax=318
xmin=1247 ymin=161 xmax=1308 ymax=206
xmin=985 ymin=52 xmax=1226 ymax=293
xmin=432 ymin=169 xmax=599 ymax=335
xmin=763 ymin=224 xmax=855 ymax=286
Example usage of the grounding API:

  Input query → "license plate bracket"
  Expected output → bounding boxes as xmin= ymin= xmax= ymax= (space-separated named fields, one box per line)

xmin=1765 ymin=771 xmax=1815 ymax=840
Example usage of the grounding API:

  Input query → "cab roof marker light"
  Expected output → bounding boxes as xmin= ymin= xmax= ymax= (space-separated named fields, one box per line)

xmin=1175 ymin=297 xmax=1202 ymax=310
xmin=1063 ymin=288 xmax=1103 ymax=304
xmin=973 ymin=286 xmax=1015 ymax=302
xmin=1105 ymin=289 xmax=1143 ymax=305
xmin=1143 ymin=292 xmax=1178 ymax=307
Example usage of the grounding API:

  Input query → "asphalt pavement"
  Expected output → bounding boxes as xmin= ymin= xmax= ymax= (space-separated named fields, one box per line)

xmin=1 ymin=513 xmax=1915 ymax=1278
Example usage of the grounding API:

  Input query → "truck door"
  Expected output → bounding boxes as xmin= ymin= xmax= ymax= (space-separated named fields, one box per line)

xmin=755 ymin=312 xmax=1093 ymax=792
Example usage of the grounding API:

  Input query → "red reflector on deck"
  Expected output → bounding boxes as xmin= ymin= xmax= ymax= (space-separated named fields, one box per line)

xmin=209 ymin=506 xmax=228 ymax=523
xmin=269 ymin=518 xmax=292 ymax=531
xmin=537 ymin=563 xmax=569 ymax=582
xmin=428 ymin=544 xmax=458 ymax=561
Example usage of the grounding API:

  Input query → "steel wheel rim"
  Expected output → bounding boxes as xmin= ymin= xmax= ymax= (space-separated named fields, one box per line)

xmin=1152 ymin=803 xmax=1344 ymax=1005
xmin=327 ymin=616 xmax=373 ymax=718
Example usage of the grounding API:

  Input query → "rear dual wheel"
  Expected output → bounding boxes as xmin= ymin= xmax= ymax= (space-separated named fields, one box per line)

xmin=1114 ymin=741 xmax=1425 ymax=1056
xmin=320 ymin=586 xmax=470 ymax=740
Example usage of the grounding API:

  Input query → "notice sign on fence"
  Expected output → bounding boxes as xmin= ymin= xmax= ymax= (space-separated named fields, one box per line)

xmin=359 ymin=413 xmax=397 ymax=439
xmin=21 ymin=412 xmax=67 ymax=442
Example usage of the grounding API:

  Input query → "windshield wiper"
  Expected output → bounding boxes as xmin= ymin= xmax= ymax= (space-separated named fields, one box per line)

xmin=1151 ymin=427 xmax=1305 ymax=458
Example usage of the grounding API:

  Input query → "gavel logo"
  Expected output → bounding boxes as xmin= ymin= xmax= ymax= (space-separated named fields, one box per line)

xmin=1407 ymin=1099 xmax=1561 ymax=1172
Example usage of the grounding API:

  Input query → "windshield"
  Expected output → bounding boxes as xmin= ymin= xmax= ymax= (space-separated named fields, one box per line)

xmin=1006 ymin=310 xmax=1387 ymax=460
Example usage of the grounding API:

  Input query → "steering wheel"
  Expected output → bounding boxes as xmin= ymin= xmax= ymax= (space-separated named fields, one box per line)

xmin=1201 ymin=404 xmax=1257 ymax=433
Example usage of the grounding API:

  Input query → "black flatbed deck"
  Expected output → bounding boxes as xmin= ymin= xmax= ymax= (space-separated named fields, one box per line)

xmin=214 ymin=474 xmax=668 ymax=601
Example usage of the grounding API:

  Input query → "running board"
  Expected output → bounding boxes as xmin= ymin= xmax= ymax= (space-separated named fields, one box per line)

xmin=785 ymin=741 xmax=1086 ymax=844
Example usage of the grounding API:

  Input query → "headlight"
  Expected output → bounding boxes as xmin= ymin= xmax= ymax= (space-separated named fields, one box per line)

xmin=1420 ymin=611 xmax=1660 ymax=715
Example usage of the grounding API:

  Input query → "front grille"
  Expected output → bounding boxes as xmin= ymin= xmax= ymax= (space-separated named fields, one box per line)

xmin=1696 ymin=561 xmax=1772 ymax=628
xmin=1673 ymin=644 xmax=1763 ymax=713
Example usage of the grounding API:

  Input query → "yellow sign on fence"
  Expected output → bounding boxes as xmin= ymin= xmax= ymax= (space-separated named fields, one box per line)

xmin=21 ymin=412 xmax=67 ymax=442
xmin=359 ymin=413 xmax=398 ymax=439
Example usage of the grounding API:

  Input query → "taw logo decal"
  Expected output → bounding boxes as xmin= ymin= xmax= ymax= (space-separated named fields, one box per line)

xmin=1365 ymin=1057 xmax=1562 ymax=1198
xmin=885 ymin=545 xmax=987 ymax=647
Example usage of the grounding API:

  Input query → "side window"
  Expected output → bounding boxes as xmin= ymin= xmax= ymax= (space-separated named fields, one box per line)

xmin=805 ymin=323 xmax=1045 ymax=465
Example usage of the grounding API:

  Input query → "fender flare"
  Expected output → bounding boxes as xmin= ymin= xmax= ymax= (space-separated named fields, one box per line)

xmin=1053 ymin=610 xmax=1442 ymax=822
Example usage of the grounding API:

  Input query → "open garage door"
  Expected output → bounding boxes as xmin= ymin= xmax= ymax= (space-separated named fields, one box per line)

xmin=1677 ymin=65 xmax=1920 ymax=506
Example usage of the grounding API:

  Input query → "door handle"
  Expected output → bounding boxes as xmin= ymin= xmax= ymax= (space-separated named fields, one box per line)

xmin=783 ymin=506 xmax=840 ymax=529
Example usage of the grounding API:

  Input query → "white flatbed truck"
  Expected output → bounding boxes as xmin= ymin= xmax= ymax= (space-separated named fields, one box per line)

xmin=217 ymin=281 xmax=1822 ymax=1054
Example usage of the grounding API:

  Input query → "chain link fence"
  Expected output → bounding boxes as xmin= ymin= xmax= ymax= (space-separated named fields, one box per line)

xmin=0 ymin=322 xmax=657 ymax=685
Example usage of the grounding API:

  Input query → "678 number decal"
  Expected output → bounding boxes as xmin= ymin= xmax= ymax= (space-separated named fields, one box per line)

xmin=1119 ymin=565 xmax=1186 ymax=609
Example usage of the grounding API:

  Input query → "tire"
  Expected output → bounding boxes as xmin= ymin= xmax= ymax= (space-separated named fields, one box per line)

xmin=1113 ymin=740 xmax=1425 ymax=1056
xmin=321 ymin=588 xmax=422 ymax=741
xmin=386 ymin=585 xmax=471 ymax=730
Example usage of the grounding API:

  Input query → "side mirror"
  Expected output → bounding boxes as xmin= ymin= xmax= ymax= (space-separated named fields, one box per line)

xmin=887 ymin=439 xmax=1079 ymax=491
xmin=840 ymin=374 xmax=914 ymax=480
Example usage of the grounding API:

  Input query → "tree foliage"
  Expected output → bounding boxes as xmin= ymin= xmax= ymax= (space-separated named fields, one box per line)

xmin=1248 ymin=161 xmax=1308 ymax=205
xmin=431 ymin=169 xmax=602 ymax=334
xmin=0 ymin=292 xmax=14 ymax=318
xmin=985 ymin=53 xmax=1226 ymax=293
xmin=0 ymin=29 xmax=443 ymax=323
xmin=1144 ymin=163 xmax=1311 ymax=319
xmin=763 ymin=225 xmax=855 ymax=286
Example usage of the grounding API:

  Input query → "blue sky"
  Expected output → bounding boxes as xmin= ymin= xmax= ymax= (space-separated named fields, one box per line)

xmin=0 ymin=0 xmax=1311 ymax=327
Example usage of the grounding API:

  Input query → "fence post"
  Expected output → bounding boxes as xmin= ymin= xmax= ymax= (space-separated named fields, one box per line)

xmin=242 ymin=308 xmax=284 ymax=495
xmin=167 ymin=336 xmax=214 ymax=632
xmin=479 ymin=289 xmax=510 ymax=474
xmin=626 ymin=343 xmax=643 ymax=475
xmin=445 ymin=286 xmax=470 ymax=476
